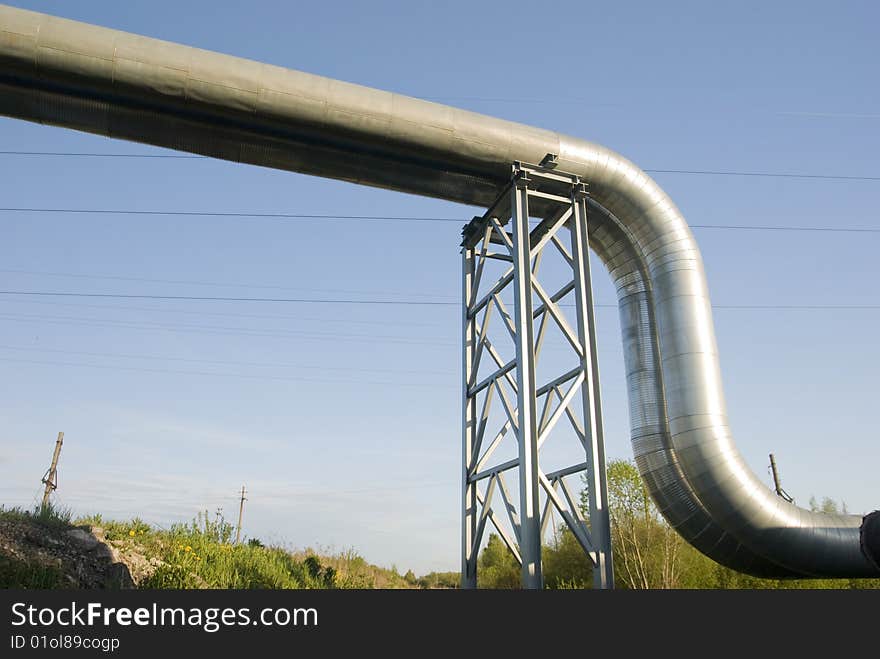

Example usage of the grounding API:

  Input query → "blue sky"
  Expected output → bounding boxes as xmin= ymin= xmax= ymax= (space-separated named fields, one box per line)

xmin=0 ymin=0 xmax=877 ymax=574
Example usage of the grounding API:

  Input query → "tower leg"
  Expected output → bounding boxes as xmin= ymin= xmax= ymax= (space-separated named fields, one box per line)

xmin=462 ymin=246 xmax=478 ymax=588
xmin=511 ymin=173 xmax=543 ymax=590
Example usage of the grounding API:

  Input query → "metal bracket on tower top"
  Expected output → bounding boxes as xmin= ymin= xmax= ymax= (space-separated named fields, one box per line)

xmin=460 ymin=162 xmax=614 ymax=589
xmin=539 ymin=153 xmax=559 ymax=169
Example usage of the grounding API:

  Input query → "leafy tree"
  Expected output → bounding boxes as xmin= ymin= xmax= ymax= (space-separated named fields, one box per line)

xmin=592 ymin=461 xmax=879 ymax=589
xmin=542 ymin=527 xmax=592 ymax=589
xmin=809 ymin=496 xmax=848 ymax=514
xmin=473 ymin=459 xmax=879 ymax=589
xmin=416 ymin=571 xmax=459 ymax=589
xmin=477 ymin=534 xmax=520 ymax=589
xmin=580 ymin=459 xmax=686 ymax=588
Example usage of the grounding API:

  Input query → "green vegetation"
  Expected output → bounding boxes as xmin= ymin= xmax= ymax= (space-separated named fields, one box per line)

xmin=78 ymin=511 xmax=413 ymax=589
xmin=476 ymin=459 xmax=880 ymax=589
xmin=415 ymin=571 xmax=460 ymax=589
xmin=542 ymin=525 xmax=594 ymax=589
xmin=474 ymin=531 xmax=594 ymax=589
xmin=477 ymin=535 xmax=520 ymax=589
xmin=0 ymin=503 xmax=73 ymax=588
xmin=288 ymin=548 xmax=413 ymax=589
xmin=0 ymin=556 xmax=66 ymax=589
xmin=1 ymin=502 xmax=73 ymax=529
xmin=0 ymin=506 xmax=422 ymax=589
xmin=8 ymin=468 xmax=876 ymax=591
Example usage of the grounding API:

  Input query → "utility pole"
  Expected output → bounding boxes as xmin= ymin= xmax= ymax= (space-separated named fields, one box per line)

xmin=40 ymin=431 xmax=64 ymax=512
xmin=769 ymin=453 xmax=794 ymax=503
xmin=235 ymin=485 xmax=247 ymax=544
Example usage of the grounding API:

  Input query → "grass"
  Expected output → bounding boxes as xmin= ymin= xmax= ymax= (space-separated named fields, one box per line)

xmin=0 ymin=506 xmax=425 ymax=589
xmin=75 ymin=511 xmax=337 ymax=589
xmin=291 ymin=547 xmax=413 ymax=589
xmin=1 ymin=501 xmax=73 ymax=529
xmin=0 ymin=556 xmax=67 ymax=588
xmin=0 ymin=503 xmax=73 ymax=588
xmin=77 ymin=510 xmax=417 ymax=589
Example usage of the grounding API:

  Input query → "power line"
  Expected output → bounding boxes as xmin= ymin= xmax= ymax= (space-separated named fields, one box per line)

xmin=0 ymin=207 xmax=457 ymax=223
xmin=0 ymin=344 xmax=457 ymax=377
xmin=0 ymin=355 xmax=456 ymax=389
xmin=688 ymin=224 xmax=880 ymax=233
xmin=2 ymin=150 xmax=878 ymax=182
xmin=711 ymin=304 xmax=880 ymax=310
xmin=0 ymin=206 xmax=877 ymax=233
xmin=0 ymin=310 xmax=458 ymax=345
xmin=6 ymin=267 xmax=879 ymax=313
xmin=646 ymin=169 xmax=880 ymax=182
xmin=0 ymin=290 xmax=877 ymax=310
xmin=0 ymin=151 xmax=201 ymax=159
xmin=0 ymin=267 xmax=456 ymax=300
xmin=0 ymin=291 xmax=455 ymax=305
xmin=5 ymin=267 xmax=880 ymax=312
xmin=8 ymin=297 xmax=451 ymax=328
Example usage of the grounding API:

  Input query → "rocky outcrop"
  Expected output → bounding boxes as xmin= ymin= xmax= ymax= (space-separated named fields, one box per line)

xmin=0 ymin=518 xmax=138 ymax=588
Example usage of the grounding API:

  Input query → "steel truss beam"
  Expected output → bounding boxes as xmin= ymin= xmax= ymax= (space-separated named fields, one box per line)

xmin=461 ymin=162 xmax=614 ymax=589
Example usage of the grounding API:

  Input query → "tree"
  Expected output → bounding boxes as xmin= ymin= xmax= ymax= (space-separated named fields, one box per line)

xmin=590 ymin=462 xmax=879 ymax=589
xmin=580 ymin=459 xmax=687 ymax=588
xmin=809 ymin=496 xmax=848 ymax=515
xmin=475 ymin=460 xmax=879 ymax=589
xmin=542 ymin=527 xmax=592 ymax=588
xmin=416 ymin=571 xmax=459 ymax=589
xmin=477 ymin=534 xmax=520 ymax=589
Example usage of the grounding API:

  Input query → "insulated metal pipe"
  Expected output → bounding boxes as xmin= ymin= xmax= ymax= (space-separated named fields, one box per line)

xmin=0 ymin=4 xmax=876 ymax=577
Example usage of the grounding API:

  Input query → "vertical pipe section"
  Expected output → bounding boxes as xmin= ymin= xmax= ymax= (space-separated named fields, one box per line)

xmin=461 ymin=246 xmax=478 ymax=588
xmin=511 ymin=173 xmax=543 ymax=589
xmin=570 ymin=190 xmax=614 ymax=589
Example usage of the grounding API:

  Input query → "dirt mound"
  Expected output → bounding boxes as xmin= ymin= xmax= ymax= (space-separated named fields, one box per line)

xmin=0 ymin=516 xmax=161 ymax=589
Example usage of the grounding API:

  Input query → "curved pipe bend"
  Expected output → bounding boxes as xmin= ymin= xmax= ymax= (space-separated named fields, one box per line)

xmin=0 ymin=4 xmax=875 ymax=577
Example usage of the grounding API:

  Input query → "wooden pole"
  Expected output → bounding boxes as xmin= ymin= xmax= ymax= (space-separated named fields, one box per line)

xmin=40 ymin=431 xmax=64 ymax=511
xmin=235 ymin=485 xmax=247 ymax=544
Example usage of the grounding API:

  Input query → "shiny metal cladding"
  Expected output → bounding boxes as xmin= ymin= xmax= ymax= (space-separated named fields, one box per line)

xmin=1 ymin=4 xmax=875 ymax=577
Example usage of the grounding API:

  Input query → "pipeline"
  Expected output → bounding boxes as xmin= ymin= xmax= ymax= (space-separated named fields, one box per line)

xmin=0 ymin=4 xmax=876 ymax=578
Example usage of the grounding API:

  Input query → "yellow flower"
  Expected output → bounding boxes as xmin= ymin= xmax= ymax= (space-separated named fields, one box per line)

xmin=129 ymin=530 xmax=136 ymax=537
xmin=185 ymin=546 xmax=192 ymax=552
xmin=194 ymin=556 xmax=201 ymax=561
